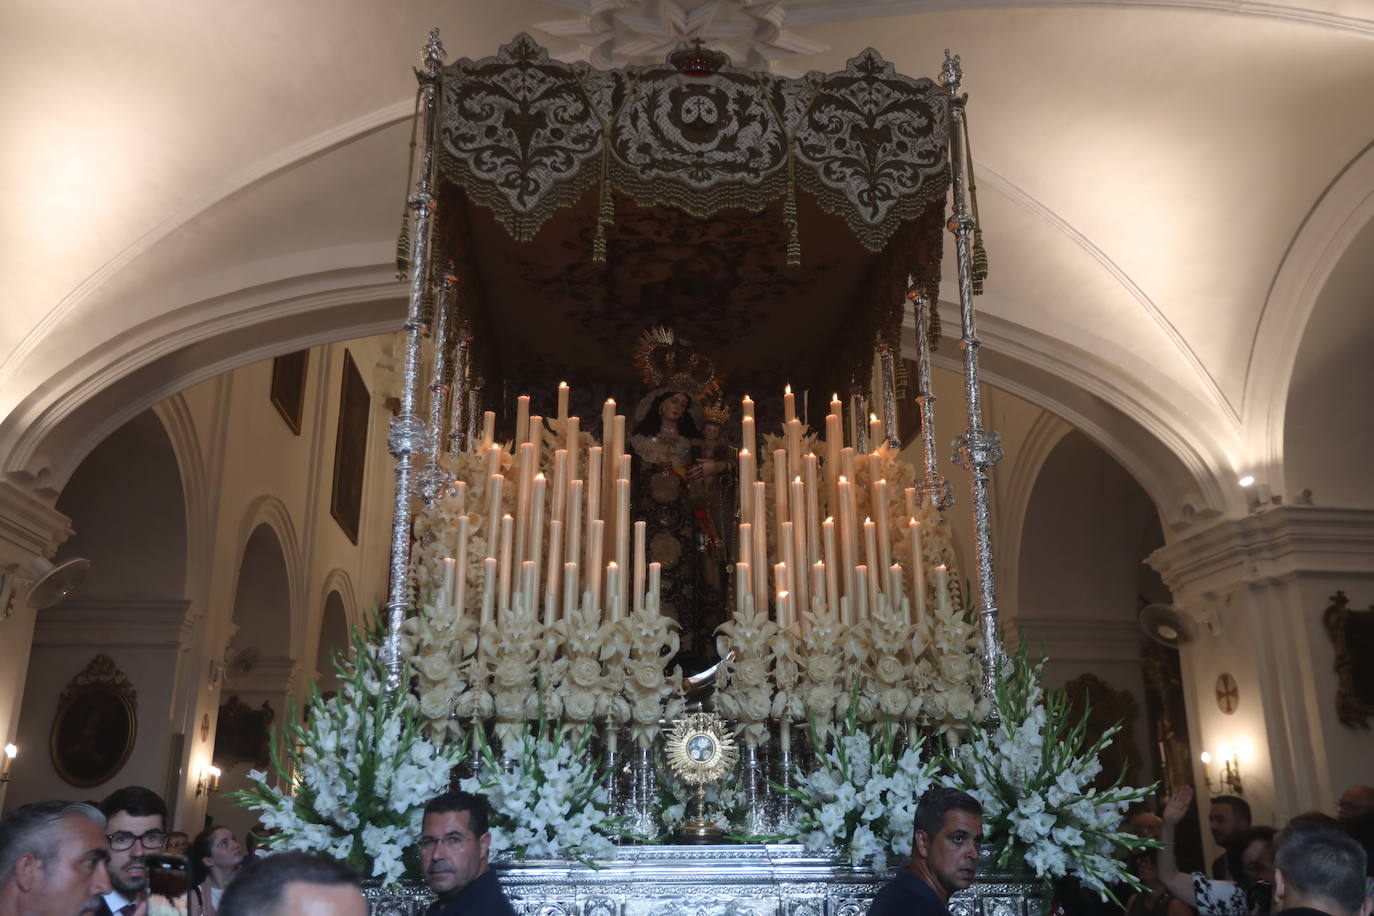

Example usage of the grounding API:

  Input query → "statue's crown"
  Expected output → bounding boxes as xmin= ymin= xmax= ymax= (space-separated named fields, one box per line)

xmin=634 ymin=327 xmax=720 ymax=401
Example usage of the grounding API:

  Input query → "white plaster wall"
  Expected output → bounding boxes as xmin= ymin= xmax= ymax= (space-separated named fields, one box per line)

xmin=1 ymin=333 xmax=397 ymax=825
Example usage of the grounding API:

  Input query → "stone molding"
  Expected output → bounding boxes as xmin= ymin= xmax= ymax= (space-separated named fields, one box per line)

xmin=33 ymin=598 xmax=193 ymax=649
xmin=1148 ymin=505 xmax=1374 ymax=599
xmin=0 ymin=474 xmax=72 ymax=569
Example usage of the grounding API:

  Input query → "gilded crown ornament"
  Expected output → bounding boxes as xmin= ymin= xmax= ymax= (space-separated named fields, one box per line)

xmin=703 ymin=399 xmax=731 ymax=426
xmin=634 ymin=327 xmax=721 ymax=402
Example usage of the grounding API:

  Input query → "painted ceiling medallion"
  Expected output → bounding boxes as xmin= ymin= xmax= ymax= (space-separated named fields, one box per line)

xmin=534 ymin=0 xmax=829 ymax=75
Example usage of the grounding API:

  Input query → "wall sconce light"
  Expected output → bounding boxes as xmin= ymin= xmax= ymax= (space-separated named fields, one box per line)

xmin=195 ymin=764 xmax=221 ymax=798
xmin=1200 ymin=749 xmax=1243 ymax=796
xmin=0 ymin=743 xmax=16 ymax=783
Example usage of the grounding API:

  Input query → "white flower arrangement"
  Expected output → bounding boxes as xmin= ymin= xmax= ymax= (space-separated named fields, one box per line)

xmin=229 ymin=625 xmax=465 ymax=886
xmin=461 ymin=707 xmax=619 ymax=864
xmin=940 ymin=644 xmax=1155 ymax=901
xmin=781 ymin=694 xmax=940 ymax=872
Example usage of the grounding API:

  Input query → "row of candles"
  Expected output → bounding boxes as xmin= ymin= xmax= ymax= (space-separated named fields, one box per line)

xmin=433 ymin=383 xmax=952 ymax=630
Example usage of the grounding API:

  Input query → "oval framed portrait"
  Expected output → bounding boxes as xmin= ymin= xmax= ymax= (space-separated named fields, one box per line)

xmin=50 ymin=683 xmax=137 ymax=788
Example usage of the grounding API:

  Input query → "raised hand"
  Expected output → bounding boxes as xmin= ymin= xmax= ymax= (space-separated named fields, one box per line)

xmin=1163 ymin=785 xmax=1193 ymax=827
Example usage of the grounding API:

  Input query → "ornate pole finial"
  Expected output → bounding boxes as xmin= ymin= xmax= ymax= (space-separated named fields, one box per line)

xmin=942 ymin=49 xmax=962 ymax=93
xmin=423 ymin=28 xmax=446 ymax=74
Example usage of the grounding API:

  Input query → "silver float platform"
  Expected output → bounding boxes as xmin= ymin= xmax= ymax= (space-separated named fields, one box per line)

xmin=364 ymin=845 xmax=1042 ymax=916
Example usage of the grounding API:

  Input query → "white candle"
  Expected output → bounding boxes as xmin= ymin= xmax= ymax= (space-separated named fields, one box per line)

xmin=780 ymin=524 xmax=796 ymax=619
xmin=516 ymin=395 xmax=530 ymax=447
xmin=738 ymin=449 xmax=755 ymax=522
xmin=566 ymin=416 xmax=579 ymax=454
xmin=544 ymin=519 xmax=562 ymax=626
xmin=485 ymin=475 xmax=503 ymax=558
xmin=441 ymin=557 xmax=457 ymax=609
xmin=773 ymin=450 xmax=789 ymax=559
xmin=521 ymin=560 xmax=537 ymax=614
xmin=853 ymin=566 xmax=868 ymax=622
xmin=615 ymin=478 xmax=631 ymax=619
xmin=837 ymin=478 xmax=857 ymax=602
xmin=784 ymin=384 xmax=796 ymax=424
xmin=812 ymin=561 xmax=825 ymax=613
xmin=562 ymin=561 xmax=579 ymax=621
xmin=485 ymin=443 xmax=501 ymax=480
xmin=874 ymin=478 xmax=892 ymax=574
xmin=936 ymin=564 xmax=952 ymax=616
xmin=736 ymin=560 xmax=751 ymax=613
xmin=588 ymin=519 xmax=605 ymax=616
xmin=841 ymin=447 xmax=857 ymax=486
xmin=550 ymin=450 xmax=568 ymax=526
xmin=825 ymin=411 xmax=842 ymax=512
xmin=557 ymin=381 xmax=570 ymax=421
xmin=649 ymin=561 xmax=662 ymax=613
xmin=822 ymin=518 xmax=839 ymax=614
xmin=829 ymin=393 xmax=843 ymax=421
xmin=778 ymin=590 xmax=790 ymax=630
xmin=498 ymin=513 xmax=514 ymax=612
xmin=786 ymin=419 xmax=802 ymax=478
xmin=606 ymin=562 xmax=621 ymax=622
xmin=788 ymin=481 xmax=808 ymax=610
xmin=869 ymin=413 xmax=885 ymax=450
xmin=889 ymin=563 xmax=904 ymax=614
xmin=905 ymin=486 xmax=918 ymax=523
xmin=910 ymin=519 xmax=927 ymax=624
xmin=453 ymin=479 xmax=468 ymax=518
xmin=601 ymin=398 xmax=616 ymax=444
xmin=481 ymin=411 xmax=496 ymax=450
xmin=528 ymin=415 xmax=543 ymax=474
xmin=480 ymin=557 xmax=497 ymax=628
xmin=618 ymin=453 xmax=631 ymax=479
xmin=586 ymin=446 xmax=602 ymax=518
xmin=567 ymin=480 xmax=583 ymax=598
xmin=528 ymin=474 xmax=547 ymax=601
xmin=514 ymin=442 xmax=535 ymax=568
xmin=633 ymin=520 xmax=647 ymax=614
xmin=454 ymin=515 xmax=470 ymax=615
xmin=863 ymin=518 xmax=881 ymax=601
xmin=742 ymin=416 xmax=756 ymax=468
xmin=753 ymin=482 xmax=768 ymax=615
xmin=804 ymin=454 xmax=821 ymax=579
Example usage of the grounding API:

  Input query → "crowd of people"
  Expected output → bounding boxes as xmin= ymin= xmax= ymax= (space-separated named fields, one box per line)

xmin=2 ymin=780 xmax=1370 ymax=916
xmin=0 ymin=783 xmax=515 ymax=915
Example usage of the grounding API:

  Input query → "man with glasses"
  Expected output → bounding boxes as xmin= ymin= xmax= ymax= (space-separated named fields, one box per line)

xmin=417 ymin=791 xmax=514 ymax=916
xmin=96 ymin=786 xmax=167 ymax=916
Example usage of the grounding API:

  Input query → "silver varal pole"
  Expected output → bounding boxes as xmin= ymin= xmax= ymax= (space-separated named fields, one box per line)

xmin=910 ymin=281 xmax=953 ymax=510
xmin=383 ymin=29 xmax=445 ymax=690
xmin=448 ymin=327 xmax=471 ymax=454
xmin=943 ymin=51 xmax=1006 ymax=692
xmin=417 ymin=272 xmax=456 ymax=506
xmin=878 ymin=344 xmax=899 ymax=450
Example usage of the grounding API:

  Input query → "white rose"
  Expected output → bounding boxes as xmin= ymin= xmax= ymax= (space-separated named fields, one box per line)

xmin=569 ymin=657 xmax=601 ymax=688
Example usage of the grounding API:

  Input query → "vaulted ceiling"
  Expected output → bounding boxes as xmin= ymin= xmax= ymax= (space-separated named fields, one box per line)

xmin=5 ymin=0 xmax=1373 ymax=530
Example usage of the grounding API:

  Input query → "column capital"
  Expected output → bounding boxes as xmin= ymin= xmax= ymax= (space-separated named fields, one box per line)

xmin=1148 ymin=505 xmax=1374 ymax=601
xmin=0 ymin=473 xmax=72 ymax=570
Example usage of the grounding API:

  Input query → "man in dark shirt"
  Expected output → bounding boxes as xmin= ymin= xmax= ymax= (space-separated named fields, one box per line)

xmin=1272 ymin=822 xmax=1369 ymax=916
xmin=419 ymin=790 xmax=515 ymax=916
xmin=869 ymin=787 xmax=985 ymax=916
xmin=1210 ymin=795 xmax=1253 ymax=881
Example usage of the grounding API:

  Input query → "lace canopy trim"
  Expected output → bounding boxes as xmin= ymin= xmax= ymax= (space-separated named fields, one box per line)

xmin=436 ymin=34 xmax=951 ymax=256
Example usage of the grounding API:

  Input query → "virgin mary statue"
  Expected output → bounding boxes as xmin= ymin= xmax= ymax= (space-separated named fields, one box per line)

xmin=628 ymin=329 xmax=737 ymax=673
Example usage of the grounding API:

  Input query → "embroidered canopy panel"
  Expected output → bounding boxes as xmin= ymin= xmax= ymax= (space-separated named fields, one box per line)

xmin=433 ymin=34 xmax=951 ymax=395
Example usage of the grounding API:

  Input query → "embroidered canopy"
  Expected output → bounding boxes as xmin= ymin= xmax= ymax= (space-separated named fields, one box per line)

xmin=429 ymin=34 xmax=953 ymax=396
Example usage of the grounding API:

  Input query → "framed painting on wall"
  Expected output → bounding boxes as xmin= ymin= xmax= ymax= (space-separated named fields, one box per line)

xmin=50 ymin=654 xmax=138 ymax=788
xmin=330 ymin=349 xmax=371 ymax=544
xmin=269 ymin=349 xmax=310 ymax=435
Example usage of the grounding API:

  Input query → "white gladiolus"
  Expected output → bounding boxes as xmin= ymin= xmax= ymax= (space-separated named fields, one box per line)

xmin=229 ymin=626 xmax=465 ymax=887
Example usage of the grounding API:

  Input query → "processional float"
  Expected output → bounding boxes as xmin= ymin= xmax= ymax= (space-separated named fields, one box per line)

xmin=380 ymin=29 xmax=1005 ymax=841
